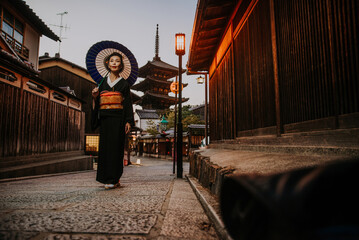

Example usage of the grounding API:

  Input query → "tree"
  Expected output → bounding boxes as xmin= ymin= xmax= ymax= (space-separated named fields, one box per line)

xmin=146 ymin=120 xmax=159 ymax=136
xmin=165 ymin=105 xmax=204 ymax=131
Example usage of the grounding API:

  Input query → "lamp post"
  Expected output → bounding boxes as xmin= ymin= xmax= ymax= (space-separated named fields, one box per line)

xmin=173 ymin=76 xmax=178 ymax=174
xmin=196 ymin=75 xmax=208 ymax=146
xmin=175 ymin=33 xmax=185 ymax=178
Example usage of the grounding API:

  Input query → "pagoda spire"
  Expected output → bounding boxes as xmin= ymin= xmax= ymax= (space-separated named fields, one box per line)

xmin=154 ymin=24 xmax=160 ymax=60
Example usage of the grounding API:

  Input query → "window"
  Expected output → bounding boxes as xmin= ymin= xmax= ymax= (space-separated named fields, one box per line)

xmin=53 ymin=92 xmax=66 ymax=102
xmin=1 ymin=7 xmax=26 ymax=58
xmin=26 ymin=81 xmax=46 ymax=93
xmin=0 ymin=67 xmax=17 ymax=82
xmin=2 ymin=21 xmax=13 ymax=36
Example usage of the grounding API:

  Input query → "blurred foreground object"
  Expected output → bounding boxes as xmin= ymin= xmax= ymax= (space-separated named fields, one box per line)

xmin=220 ymin=158 xmax=359 ymax=240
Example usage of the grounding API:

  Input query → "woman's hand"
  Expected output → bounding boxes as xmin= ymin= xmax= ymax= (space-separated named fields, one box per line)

xmin=125 ymin=123 xmax=131 ymax=134
xmin=92 ymin=87 xmax=99 ymax=98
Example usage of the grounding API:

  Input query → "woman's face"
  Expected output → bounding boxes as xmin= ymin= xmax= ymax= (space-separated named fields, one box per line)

xmin=108 ymin=55 xmax=122 ymax=73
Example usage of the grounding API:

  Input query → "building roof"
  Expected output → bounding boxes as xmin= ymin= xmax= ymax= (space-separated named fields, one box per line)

xmin=135 ymin=92 xmax=189 ymax=109
xmin=0 ymin=50 xmax=85 ymax=104
xmin=188 ymin=124 xmax=206 ymax=129
xmin=131 ymin=76 xmax=172 ymax=91
xmin=130 ymin=90 xmax=141 ymax=103
xmin=39 ymin=53 xmax=88 ymax=73
xmin=136 ymin=109 xmax=159 ymax=119
xmin=8 ymin=0 xmax=60 ymax=41
xmin=0 ymin=48 xmax=39 ymax=76
xmin=190 ymin=104 xmax=205 ymax=111
xmin=187 ymin=0 xmax=238 ymax=72
xmin=139 ymin=58 xmax=185 ymax=78
xmin=39 ymin=53 xmax=95 ymax=84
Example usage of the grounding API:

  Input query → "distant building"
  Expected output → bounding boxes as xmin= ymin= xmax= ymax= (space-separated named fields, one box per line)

xmin=132 ymin=25 xmax=188 ymax=110
xmin=190 ymin=104 xmax=205 ymax=121
xmin=135 ymin=109 xmax=160 ymax=134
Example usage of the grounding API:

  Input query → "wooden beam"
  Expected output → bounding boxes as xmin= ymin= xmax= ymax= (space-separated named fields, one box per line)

xmin=270 ymin=0 xmax=282 ymax=136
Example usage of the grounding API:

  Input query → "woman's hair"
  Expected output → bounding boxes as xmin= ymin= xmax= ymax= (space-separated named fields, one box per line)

xmin=104 ymin=52 xmax=124 ymax=72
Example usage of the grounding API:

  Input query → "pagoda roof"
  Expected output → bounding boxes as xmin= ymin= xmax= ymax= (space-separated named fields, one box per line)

xmin=139 ymin=58 xmax=186 ymax=78
xmin=131 ymin=76 xmax=171 ymax=91
xmin=130 ymin=90 xmax=141 ymax=103
xmin=132 ymin=76 xmax=189 ymax=92
xmin=134 ymin=92 xmax=189 ymax=109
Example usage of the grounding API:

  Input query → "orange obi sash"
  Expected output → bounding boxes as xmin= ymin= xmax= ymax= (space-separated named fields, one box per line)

xmin=100 ymin=91 xmax=124 ymax=109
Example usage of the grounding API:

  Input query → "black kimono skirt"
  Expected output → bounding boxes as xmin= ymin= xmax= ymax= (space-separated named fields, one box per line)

xmin=91 ymin=78 xmax=134 ymax=184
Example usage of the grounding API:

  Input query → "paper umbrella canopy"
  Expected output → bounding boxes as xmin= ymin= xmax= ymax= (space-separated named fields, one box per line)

xmin=86 ymin=40 xmax=139 ymax=86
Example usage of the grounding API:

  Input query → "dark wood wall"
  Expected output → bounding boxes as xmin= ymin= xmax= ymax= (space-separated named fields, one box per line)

xmin=209 ymin=0 xmax=359 ymax=141
xmin=0 ymin=82 xmax=84 ymax=157
xmin=275 ymin=0 xmax=359 ymax=124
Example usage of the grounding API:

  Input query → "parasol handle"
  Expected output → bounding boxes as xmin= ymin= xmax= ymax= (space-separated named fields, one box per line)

xmin=98 ymin=71 xmax=109 ymax=87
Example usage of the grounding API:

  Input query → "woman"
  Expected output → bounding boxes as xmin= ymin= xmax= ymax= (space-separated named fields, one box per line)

xmin=91 ymin=52 xmax=134 ymax=189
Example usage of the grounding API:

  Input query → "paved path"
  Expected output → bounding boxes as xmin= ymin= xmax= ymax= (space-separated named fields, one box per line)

xmin=0 ymin=157 xmax=219 ymax=240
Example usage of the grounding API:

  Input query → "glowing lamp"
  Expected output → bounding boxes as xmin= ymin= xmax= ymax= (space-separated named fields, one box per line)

xmin=197 ymin=76 xmax=204 ymax=84
xmin=175 ymin=33 xmax=185 ymax=56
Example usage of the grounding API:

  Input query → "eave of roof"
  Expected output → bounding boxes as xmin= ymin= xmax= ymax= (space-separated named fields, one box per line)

xmin=136 ymin=109 xmax=159 ymax=119
xmin=187 ymin=0 xmax=238 ymax=72
xmin=39 ymin=55 xmax=88 ymax=73
xmin=131 ymin=76 xmax=172 ymax=91
xmin=135 ymin=92 xmax=189 ymax=105
xmin=9 ymin=0 xmax=60 ymax=41
xmin=139 ymin=58 xmax=186 ymax=78
xmin=0 ymin=49 xmax=39 ymax=76
xmin=130 ymin=90 xmax=141 ymax=102
xmin=0 ymin=51 xmax=85 ymax=103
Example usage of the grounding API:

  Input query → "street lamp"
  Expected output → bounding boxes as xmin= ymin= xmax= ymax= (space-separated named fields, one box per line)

xmin=196 ymin=76 xmax=204 ymax=84
xmin=175 ymin=33 xmax=185 ymax=178
xmin=160 ymin=115 xmax=168 ymax=132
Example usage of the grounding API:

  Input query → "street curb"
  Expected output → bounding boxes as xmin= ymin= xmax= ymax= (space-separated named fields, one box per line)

xmin=186 ymin=175 xmax=233 ymax=240
xmin=0 ymin=170 xmax=96 ymax=183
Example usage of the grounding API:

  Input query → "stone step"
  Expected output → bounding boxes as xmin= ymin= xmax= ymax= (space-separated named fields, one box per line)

xmin=210 ymin=143 xmax=359 ymax=156
xmin=189 ymin=148 xmax=357 ymax=198
xmin=0 ymin=155 xmax=93 ymax=180
xmin=0 ymin=151 xmax=85 ymax=168
xmin=217 ymin=128 xmax=359 ymax=148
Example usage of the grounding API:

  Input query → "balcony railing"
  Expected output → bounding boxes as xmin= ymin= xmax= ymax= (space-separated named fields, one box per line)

xmin=1 ymin=30 xmax=29 ymax=60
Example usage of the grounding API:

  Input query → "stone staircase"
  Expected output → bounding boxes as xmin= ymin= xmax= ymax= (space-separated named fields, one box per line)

xmin=0 ymin=151 xmax=94 ymax=180
xmin=211 ymin=128 xmax=359 ymax=156
xmin=190 ymin=129 xmax=359 ymax=197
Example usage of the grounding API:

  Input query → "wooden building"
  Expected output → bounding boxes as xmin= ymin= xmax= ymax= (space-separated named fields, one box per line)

xmin=137 ymin=131 xmax=189 ymax=159
xmin=132 ymin=25 xmax=188 ymax=110
xmin=0 ymin=0 xmax=85 ymax=160
xmin=38 ymin=53 xmax=97 ymax=134
xmin=187 ymin=0 xmax=359 ymax=141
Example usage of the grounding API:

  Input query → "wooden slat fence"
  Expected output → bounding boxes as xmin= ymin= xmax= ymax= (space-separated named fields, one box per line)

xmin=0 ymin=82 xmax=84 ymax=157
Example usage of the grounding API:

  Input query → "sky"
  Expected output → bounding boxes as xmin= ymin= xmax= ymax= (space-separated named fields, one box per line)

xmin=25 ymin=0 xmax=206 ymax=107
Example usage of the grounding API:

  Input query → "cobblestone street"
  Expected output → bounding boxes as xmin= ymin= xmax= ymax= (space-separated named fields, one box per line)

xmin=0 ymin=157 xmax=219 ymax=240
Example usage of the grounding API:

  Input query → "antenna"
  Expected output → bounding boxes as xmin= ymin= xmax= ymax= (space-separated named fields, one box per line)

xmin=50 ymin=11 xmax=70 ymax=55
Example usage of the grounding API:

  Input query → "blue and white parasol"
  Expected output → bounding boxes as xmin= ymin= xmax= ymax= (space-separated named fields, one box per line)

xmin=86 ymin=40 xmax=138 ymax=86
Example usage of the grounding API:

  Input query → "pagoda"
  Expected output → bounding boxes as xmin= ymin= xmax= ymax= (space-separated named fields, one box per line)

xmin=132 ymin=24 xmax=188 ymax=110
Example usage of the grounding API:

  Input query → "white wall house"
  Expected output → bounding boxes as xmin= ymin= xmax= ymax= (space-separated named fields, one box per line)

xmin=135 ymin=109 xmax=160 ymax=132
